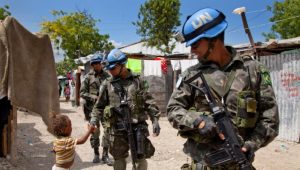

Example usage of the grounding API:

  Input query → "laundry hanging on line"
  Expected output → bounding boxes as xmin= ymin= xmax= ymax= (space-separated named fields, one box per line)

xmin=143 ymin=60 xmax=162 ymax=77
xmin=171 ymin=59 xmax=198 ymax=72
xmin=126 ymin=58 xmax=142 ymax=73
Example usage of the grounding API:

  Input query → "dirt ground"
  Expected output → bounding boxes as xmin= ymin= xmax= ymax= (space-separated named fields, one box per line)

xmin=4 ymin=100 xmax=300 ymax=170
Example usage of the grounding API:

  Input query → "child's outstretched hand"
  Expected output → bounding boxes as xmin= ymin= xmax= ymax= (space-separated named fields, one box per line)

xmin=87 ymin=123 xmax=96 ymax=133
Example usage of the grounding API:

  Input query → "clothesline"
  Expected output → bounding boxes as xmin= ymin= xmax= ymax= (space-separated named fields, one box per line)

xmin=126 ymin=58 xmax=199 ymax=77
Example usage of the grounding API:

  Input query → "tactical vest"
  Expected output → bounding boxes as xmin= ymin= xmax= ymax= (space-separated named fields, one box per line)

xmin=180 ymin=56 xmax=261 ymax=143
xmin=88 ymin=74 xmax=101 ymax=97
xmin=198 ymin=56 xmax=260 ymax=129
xmin=83 ymin=71 xmax=110 ymax=114
xmin=106 ymin=75 xmax=148 ymax=123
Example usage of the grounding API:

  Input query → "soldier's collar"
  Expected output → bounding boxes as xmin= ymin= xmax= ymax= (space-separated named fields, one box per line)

xmin=221 ymin=46 xmax=243 ymax=71
xmin=196 ymin=61 xmax=219 ymax=70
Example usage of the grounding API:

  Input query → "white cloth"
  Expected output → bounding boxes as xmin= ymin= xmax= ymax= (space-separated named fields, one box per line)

xmin=180 ymin=59 xmax=198 ymax=72
xmin=52 ymin=165 xmax=70 ymax=170
xmin=143 ymin=60 xmax=162 ymax=77
xmin=171 ymin=60 xmax=181 ymax=71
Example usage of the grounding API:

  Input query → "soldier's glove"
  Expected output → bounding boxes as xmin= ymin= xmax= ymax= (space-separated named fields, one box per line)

xmin=152 ymin=119 xmax=160 ymax=136
xmin=193 ymin=115 xmax=217 ymax=138
xmin=243 ymin=141 xmax=256 ymax=162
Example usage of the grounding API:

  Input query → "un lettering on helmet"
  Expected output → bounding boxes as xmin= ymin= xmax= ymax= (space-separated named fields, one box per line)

xmin=191 ymin=12 xmax=213 ymax=30
xmin=181 ymin=8 xmax=228 ymax=47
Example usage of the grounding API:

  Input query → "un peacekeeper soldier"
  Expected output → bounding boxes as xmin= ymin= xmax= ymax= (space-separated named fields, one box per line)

xmin=90 ymin=49 xmax=161 ymax=170
xmin=80 ymin=54 xmax=113 ymax=165
xmin=167 ymin=8 xmax=279 ymax=170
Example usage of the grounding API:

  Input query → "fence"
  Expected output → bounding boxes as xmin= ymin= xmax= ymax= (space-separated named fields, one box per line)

xmin=260 ymin=51 xmax=300 ymax=142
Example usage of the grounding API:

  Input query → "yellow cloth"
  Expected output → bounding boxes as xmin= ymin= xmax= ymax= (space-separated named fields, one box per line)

xmin=53 ymin=137 xmax=77 ymax=166
xmin=126 ymin=58 xmax=142 ymax=73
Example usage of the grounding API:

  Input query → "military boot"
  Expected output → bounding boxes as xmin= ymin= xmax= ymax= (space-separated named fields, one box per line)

xmin=92 ymin=147 xmax=100 ymax=163
xmin=101 ymin=147 xmax=114 ymax=166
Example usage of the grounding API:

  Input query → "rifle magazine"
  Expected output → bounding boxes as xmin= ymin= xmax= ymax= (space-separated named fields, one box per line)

xmin=204 ymin=148 xmax=233 ymax=167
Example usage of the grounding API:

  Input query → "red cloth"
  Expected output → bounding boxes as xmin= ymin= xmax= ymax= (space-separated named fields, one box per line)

xmin=153 ymin=57 xmax=167 ymax=74
xmin=161 ymin=58 xmax=168 ymax=74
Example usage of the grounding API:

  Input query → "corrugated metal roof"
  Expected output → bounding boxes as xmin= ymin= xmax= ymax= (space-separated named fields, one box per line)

xmin=75 ymin=36 xmax=300 ymax=63
xmin=74 ymin=54 xmax=95 ymax=64
xmin=233 ymin=36 xmax=300 ymax=55
xmin=119 ymin=40 xmax=190 ymax=56
xmin=120 ymin=36 xmax=300 ymax=57
xmin=267 ymin=36 xmax=300 ymax=45
xmin=233 ymin=36 xmax=300 ymax=49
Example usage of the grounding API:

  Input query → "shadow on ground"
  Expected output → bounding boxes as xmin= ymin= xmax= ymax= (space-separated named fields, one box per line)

xmin=17 ymin=123 xmax=100 ymax=170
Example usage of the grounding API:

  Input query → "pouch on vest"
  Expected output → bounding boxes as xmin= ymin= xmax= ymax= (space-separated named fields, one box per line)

xmin=132 ymin=91 xmax=145 ymax=116
xmin=103 ymin=106 xmax=117 ymax=128
xmin=236 ymin=91 xmax=258 ymax=128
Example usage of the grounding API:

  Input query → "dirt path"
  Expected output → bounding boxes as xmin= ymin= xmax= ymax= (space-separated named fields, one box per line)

xmin=10 ymin=100 xmax=300 ymax=170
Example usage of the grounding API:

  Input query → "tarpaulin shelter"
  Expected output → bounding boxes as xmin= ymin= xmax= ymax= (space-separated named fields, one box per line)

xmin=0 ymin=17 xmax=59 ymax=162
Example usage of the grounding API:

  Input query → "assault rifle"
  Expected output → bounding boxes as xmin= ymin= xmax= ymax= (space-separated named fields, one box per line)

xmin=184 ymin=71 xmax=253 ymax=170
xmin=111 ymin=81 xmax=138 ymax=170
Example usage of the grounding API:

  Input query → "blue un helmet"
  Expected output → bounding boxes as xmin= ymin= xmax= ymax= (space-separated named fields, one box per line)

xmin=175 ymin=8 xmax=228 ymax=47
xmin=103 ymin=49 xmax=127 ymax=70
xmin=90 ymin=53 xmax=103 ymax=65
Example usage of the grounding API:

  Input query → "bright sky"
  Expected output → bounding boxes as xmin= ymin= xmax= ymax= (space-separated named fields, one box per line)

xmin=1 ymin=0 xmax=284 ymax=48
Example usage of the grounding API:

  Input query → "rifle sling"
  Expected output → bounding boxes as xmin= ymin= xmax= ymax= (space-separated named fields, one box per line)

xmin=203 ymin=70 xmax=236 ymax=99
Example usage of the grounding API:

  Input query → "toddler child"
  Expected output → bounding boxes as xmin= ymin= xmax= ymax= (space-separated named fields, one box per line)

xmin=52 ymin=114 xmax=94 ymax=170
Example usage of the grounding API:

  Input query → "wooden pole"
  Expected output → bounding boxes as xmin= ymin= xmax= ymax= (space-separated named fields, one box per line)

xmin=233 ymin=7 xmax=258 ymax=58
xmin=76 ymin=68 xmax=81 ymax=106
xmin=1 ymin=125 xmax=7 ymax=156
xmin=240 ymin=12 xmax=257 ymax=55
xmin=9 ymin=106 xmax=18 ymax=164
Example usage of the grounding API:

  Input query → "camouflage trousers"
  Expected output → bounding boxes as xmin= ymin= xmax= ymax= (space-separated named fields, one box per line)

xmin=83 ymin=104 xmax=110 ymax=149
xmin=89 ymin=119 xmax=110 ymax=149
xmin=109 ymin=123 xmax=155 ymax=160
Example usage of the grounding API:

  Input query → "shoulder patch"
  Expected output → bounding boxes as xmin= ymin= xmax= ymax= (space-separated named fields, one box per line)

xmin=142 ymin=80 xmax=149 ymax=90
xmin=260 ymin=65 xmax=272 ymax=86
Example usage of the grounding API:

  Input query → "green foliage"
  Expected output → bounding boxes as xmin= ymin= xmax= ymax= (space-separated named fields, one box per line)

xmin=55 ymin=58 xmax=77 ymax=76
xmin=41 ymin=10 xmax=114 ymax=60
xmin=262 ymin=31 xmax=278 ymax=41
xmin=133 ymin=0 xmax=181 ymax=55
xmin=0 ymin=5 xmax=11 ymax=20
xmin=263 ymin=0 xmax=300 ymax=40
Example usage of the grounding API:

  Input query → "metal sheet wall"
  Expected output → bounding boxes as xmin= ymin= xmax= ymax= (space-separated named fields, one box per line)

xmin=260 ymin=53 xmax=300 ymax=142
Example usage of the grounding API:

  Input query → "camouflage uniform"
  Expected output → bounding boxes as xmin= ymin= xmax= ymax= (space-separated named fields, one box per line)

xmin=80 ymin=70 xmax=111 ymax=149
xmin=167 ymin=46 xmax=279 ymax=170
xmin=91 ymin=69 xmax=160 ymax=170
